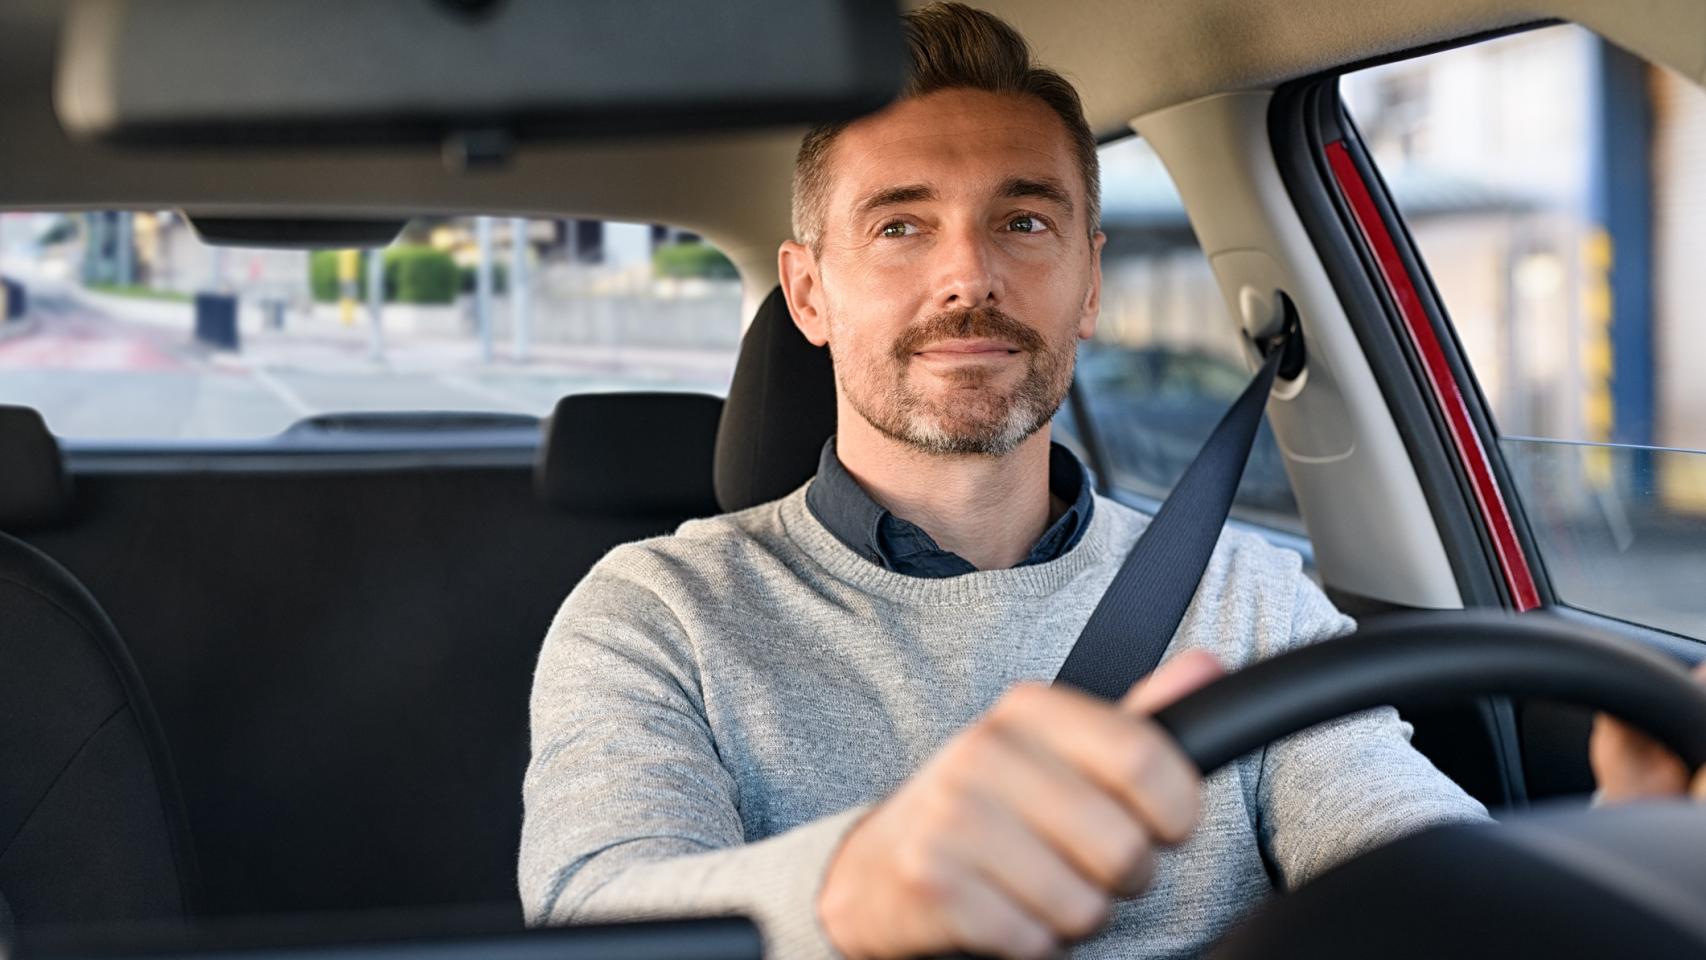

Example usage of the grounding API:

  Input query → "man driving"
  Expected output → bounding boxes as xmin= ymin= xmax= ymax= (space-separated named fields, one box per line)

xmin=520 ymin=5 xmax=1704 ymax=957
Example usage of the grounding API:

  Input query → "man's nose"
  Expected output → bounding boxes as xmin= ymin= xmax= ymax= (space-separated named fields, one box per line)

xmin=931 ymin=224 xmax=1002 ymax=310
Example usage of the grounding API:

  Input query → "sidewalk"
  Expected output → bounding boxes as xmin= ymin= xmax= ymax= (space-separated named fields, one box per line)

xmin=0 ymin=316 xmax=36 ymax=342
xmin=12 ymin=270 xmax=737 ymax=387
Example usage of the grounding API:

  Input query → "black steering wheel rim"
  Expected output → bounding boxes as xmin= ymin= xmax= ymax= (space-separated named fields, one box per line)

xmin=1152 ymin=608 xmax=1706 ymax=777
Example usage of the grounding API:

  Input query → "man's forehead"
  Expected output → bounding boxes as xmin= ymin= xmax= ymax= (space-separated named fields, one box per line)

xmin=827 ymin=89 xmax=1080 ymax=208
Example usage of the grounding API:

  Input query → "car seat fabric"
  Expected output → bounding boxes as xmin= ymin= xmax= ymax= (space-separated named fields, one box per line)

xmin=713 ymin=286 xmax=838 ymax=512
xmin=0 ymin=415 xmax=198 ymax=928
xmin=537 ymin=392 xmax=723 ymax=517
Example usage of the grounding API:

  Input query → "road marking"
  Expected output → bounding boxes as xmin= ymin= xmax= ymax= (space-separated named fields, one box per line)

xmin=248 ymin=364 xmax=316 ymax=417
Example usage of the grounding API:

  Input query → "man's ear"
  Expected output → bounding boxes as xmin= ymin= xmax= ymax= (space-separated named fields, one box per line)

xmin=1078 ymin=230 xmax=1106 ymax=341
xmin=778 ymin=240 xmax=829 ymax=347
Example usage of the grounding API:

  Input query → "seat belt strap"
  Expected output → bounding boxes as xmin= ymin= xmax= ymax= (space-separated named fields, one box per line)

xmin=1054 ymin=318 xmax=1296 ymax=701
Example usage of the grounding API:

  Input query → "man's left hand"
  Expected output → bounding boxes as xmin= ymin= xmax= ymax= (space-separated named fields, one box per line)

xmin=1589 ymin=661 xmax=1706 ymax=803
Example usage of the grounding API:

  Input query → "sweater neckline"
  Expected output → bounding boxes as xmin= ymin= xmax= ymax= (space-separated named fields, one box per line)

xmin=777 ymin=483 xmax=1126 ymax=605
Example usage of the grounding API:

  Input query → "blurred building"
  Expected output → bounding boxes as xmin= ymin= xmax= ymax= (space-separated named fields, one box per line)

xmin=1345 ymin=26 xmax=1706 ymax=513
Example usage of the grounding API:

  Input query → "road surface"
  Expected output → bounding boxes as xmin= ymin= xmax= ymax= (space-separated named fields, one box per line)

xmin=0 ymin=283 xmax=733 ymax=440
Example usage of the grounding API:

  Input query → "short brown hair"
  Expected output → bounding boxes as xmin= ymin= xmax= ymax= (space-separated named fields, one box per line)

xmin=790 ymin=2 xmax=1100 ymax=253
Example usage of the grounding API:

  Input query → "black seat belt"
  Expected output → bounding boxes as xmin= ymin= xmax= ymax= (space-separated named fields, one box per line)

xmin=1055 ymin=304 xmax=1301 ymax=701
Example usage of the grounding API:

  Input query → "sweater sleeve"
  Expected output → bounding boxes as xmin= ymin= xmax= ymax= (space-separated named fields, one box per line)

xmin=518 ymin=554 xmax=865 ymax=959
xmin=1255 ymin=571 xmax=1492 ymax=889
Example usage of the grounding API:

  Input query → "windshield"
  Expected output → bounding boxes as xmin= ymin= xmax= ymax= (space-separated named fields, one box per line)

xmin=0 ymin=213 xmax=741 ymax=441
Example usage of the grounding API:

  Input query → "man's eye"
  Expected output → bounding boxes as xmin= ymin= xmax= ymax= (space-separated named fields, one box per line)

xmin=1008 ymin=215 xmax=1048 ymax=234
xmin=880 ymin=222 xmax=915 ymax=238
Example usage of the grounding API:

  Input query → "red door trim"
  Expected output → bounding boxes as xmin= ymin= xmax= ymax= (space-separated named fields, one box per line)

xmin=1324 ymin=139 xmax=1541 ymax=611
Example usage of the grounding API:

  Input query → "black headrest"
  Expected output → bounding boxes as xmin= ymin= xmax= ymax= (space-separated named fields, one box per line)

xmin=0 ymin=406 xmax=71 ymax=530
xmin=536 ymin=392 xmax=723 ymax=517
xmin=713 ymin=286 xmax=838 ymax=512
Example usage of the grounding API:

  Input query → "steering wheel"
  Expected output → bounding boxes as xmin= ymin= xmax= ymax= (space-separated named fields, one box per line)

xmin=1153 ymin=609 xmax=1706 ymax=774
xmin=1147 ymin=609 xmax=1706 ymax=960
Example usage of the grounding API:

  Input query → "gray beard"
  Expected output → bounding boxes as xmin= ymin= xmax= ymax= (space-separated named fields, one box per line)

xmin=835 ymin=342 xmax=1074 ymax=457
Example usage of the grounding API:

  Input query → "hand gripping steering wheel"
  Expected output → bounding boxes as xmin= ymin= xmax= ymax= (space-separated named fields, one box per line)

xmin=948 ymin=610 xmax=1706 ymax=960
xmin=1160 ymin=608 xmax=1706 ymax=960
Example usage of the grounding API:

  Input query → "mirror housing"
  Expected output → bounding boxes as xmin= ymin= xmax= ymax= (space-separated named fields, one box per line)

xmin=56 ymin=0 xmax=905 ymax=150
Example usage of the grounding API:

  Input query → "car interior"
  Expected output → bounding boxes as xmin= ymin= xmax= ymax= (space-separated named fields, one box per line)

xmin=3 ymin=0 xmax=1706 ymax=956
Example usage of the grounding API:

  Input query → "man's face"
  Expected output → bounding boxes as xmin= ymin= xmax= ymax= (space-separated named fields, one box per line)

xmin=785 ymin=88 xmax=1104 ymax=457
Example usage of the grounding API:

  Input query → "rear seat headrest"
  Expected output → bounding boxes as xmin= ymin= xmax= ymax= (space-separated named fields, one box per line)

xmin=0 ymin=405 xmax=71 ymax=530
xmin=536 ymin=392 xmax=723 ymax=517
xmin=713 ymin=286 xmax=838 ymax=512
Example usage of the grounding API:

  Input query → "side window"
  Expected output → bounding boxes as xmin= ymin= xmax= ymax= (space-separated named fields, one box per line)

xmin=1057 ymin=137 xmax=1307 ymax=537
xmin=0 ymin=214 xmax=741 ymax=441
xmin=1345 ymin=25 xmax=1706 ymax=638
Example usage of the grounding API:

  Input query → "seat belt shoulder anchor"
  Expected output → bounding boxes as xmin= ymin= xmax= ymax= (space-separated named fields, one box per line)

xmin=1247 ymin=291 xmax=1307 ymax=382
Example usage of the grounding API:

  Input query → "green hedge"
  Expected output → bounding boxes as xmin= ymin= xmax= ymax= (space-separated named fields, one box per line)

xmin=308 ymin=250 xmax=346 ymax=302
xmin=86 ymin=282 xmax=191 ymax=303
xmin=457 ymin=263 xmax=507 ymax=295
xmin=391 ymin=247 xmax=456 ymax=304
xmin=652 ymin=242 xmax=738 ymax=280
xmin=309 ymin=246 xmax=459 ymax=304
xmin=310 ymin=249 xmax=386 ymax=302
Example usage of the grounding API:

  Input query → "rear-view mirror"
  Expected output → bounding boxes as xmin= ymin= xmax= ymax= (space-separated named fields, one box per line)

xmin=55 ymin=0 xmax=905 ymax=152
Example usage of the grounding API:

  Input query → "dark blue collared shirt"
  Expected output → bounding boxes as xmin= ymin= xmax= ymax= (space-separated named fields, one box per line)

xmin=804 ymin=437 xmax=1095 ymax=578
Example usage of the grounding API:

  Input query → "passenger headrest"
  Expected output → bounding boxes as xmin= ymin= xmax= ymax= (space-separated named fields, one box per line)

xmin=536 ymin=392 xmax=723 ymax=517
xmin=0 ymin=405 xmax=71 ymax=530
xmin=714 ymin=286 xmax=838 ymax=512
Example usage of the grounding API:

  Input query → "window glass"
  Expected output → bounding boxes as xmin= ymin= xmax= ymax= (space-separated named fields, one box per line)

xmin=1056 ymin=137 xmax=1305 ymax=536
xmin=0 ymin=214 xmax=740 ymax=440
xmin=1345 ymin=25 xmax=1706 ymax=638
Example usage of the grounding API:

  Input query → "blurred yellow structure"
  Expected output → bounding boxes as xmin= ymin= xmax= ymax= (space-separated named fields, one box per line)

xmin=337 ymin=248 xmax=359 ymax=326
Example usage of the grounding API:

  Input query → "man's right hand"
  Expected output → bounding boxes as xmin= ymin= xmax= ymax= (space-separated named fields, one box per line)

xmin=816 ymin=651 xmax=1225 ymax=960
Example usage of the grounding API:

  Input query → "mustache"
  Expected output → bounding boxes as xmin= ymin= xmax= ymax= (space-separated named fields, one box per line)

xmin=889 ymin=307 xmax=1047 ymax=362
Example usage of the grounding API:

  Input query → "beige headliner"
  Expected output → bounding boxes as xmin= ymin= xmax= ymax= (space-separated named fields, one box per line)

xmin=2 ymin=0 xmax=1704 ymax=279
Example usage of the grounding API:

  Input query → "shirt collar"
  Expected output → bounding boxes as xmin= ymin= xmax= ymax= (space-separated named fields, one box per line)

xmin=804 ymin=436 xmax=1095 ymax=578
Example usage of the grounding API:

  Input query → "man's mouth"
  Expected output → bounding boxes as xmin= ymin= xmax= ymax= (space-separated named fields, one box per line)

xmin=912 ymin=338 xmax=1022 ymax=360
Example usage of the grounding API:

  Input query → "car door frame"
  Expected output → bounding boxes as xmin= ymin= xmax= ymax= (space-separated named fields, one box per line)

xmin=1269 ymin=21 xmax=1706 ymax=802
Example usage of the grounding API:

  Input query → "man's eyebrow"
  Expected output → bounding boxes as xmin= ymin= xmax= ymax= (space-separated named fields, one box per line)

xmin=853 ymin=184 xmax=938 ymax=217
xmin=999 ymin=177 xmax=1074 ymax=210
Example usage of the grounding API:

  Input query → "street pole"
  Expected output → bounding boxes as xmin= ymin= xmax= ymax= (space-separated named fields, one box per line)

xmin=211 ymin=246 xmax=227 ymax=294
xmin=510 ymin=217 xmax=529 ymax=362
xmin=475 ymin=216 xmax=494 ymax=364
xmin=115 ymin=211 xmax=134 ymax=287
xmin=366 ymin=247 xmax=386 ymax=362
xmin=81 ymin=212 xmax=103 ymax=285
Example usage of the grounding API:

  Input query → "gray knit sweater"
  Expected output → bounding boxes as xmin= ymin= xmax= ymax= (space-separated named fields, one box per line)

xmin=520 ymin=484 xmax=1489 ymax=957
